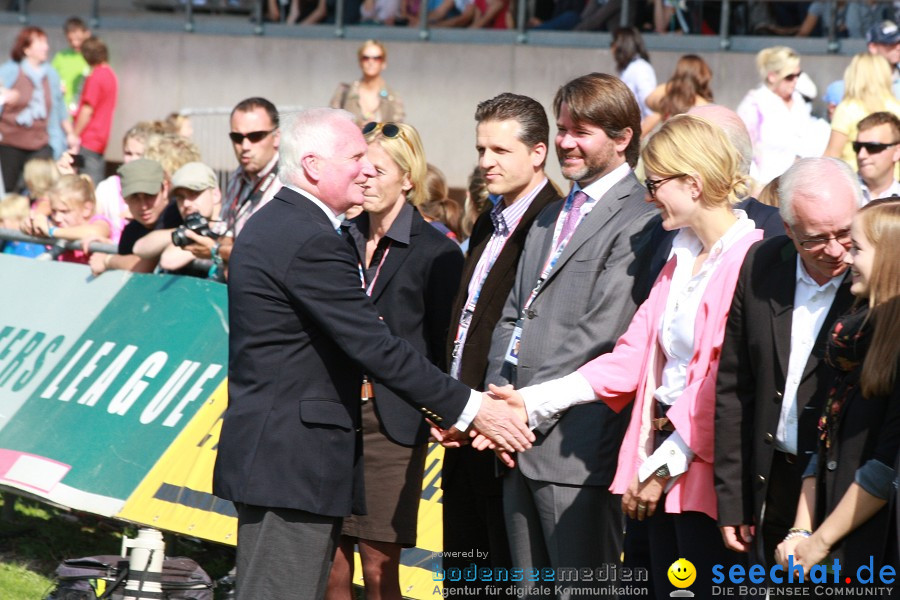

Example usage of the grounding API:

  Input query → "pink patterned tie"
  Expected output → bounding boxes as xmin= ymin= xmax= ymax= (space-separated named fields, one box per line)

xmin=557 ymin=190 xmax=589 ymax=248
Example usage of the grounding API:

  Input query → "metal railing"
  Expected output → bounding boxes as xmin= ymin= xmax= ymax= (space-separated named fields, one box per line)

xmin=0 ymin=0 xmax=864 ymax=55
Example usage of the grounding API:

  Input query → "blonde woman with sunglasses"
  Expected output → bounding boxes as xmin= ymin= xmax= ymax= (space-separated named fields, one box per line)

xmin=330 ymin=41 xmax=405 ymax=128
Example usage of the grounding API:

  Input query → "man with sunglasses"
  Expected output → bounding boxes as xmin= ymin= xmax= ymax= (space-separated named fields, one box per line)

xmin=715 ymin=157 xmax=860 ymax=568
xmin=855 ymin=111 xmax=900 ymax=203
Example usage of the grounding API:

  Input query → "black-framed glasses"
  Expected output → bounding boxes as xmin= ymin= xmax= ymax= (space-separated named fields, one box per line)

xmin=797 ymin=229 xmax=852 ymax=251
xmin=644 ymin=174 xmax=686 ymax=199
xmin=362 ymin=122 xmax=401 ymax=138
xmin=229 ymin=129 xmax=276 ymax=144
xmin=360 ymin=54 xmax=385 ymax=62
xmin=852 ymin=141 xmax=899 ymax=154
xmin=783 ymin=71 xmax=802 ymax=82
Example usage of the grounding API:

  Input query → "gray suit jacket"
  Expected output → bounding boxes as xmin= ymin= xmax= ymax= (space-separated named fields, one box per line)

xmin=486 ymin=170 xmax=657 ymax=487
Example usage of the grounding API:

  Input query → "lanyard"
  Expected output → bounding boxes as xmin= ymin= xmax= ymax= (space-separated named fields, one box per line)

xmin=357 ymin=241 xmax=392 ymax=297
xmin=520 ymin=192 xmax=590 ymax=315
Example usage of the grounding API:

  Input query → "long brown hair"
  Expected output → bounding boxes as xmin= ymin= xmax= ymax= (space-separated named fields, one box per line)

xmin=658 ymin=55 xmax=713 ymax=119
xmin=858 ymin=198 xmax=900 ymax=397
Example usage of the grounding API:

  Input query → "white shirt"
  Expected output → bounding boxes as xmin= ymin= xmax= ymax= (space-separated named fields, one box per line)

xmin=290 ymin=184 xmax=484 ymax=430
xmin=619 ymin=58 xmax=657 ymax=120
xmin=774 ymin=256 xmax=843 ymax=455
xmin=860 ymin=177 xmax=900 ymax=206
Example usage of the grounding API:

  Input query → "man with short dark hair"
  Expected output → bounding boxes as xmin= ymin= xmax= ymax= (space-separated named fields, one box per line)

xmin=51 ymin=17 xmax=90 ymax=115
xmin=213 ymin=108 xmax=533 ymax=600
xmin=855 ymin=111 xmax=900 ymax=203
xmin=715 ymin=157 xmax=860 ymax=567
xmin=442 ymin=93 xmax=559 ymax=596
xmin=73 ymin=36 xmax=118 ymax=185
xmin=485 ymin=73 xmax=656 ymax=599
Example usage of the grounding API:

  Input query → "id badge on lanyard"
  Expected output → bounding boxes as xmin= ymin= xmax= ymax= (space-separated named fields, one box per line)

xmin=504 ymin=318 xmax=525 ymax=366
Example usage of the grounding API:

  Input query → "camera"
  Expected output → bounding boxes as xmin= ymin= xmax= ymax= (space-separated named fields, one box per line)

xmin=172 ymin=213 xmax=219 ymax=247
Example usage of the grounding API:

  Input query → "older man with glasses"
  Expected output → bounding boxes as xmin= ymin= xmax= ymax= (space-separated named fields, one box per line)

xmin=715 ymin=157 xmax=861 ymax=568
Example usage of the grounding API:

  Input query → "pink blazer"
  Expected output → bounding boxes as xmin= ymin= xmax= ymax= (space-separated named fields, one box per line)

xmin=576 ymin=228 xmax=763 ymax=519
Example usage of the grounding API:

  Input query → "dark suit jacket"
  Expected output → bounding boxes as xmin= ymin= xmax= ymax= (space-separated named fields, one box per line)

xmin=343 ymin=205 xmax=464 ymax=446
xmin=212 ymin=188 xmax=471 ymax=517
xmin=714 ymin=236 xmax=853 ymax=534
xmin=441 ymin=180 xmax=559 ymax=492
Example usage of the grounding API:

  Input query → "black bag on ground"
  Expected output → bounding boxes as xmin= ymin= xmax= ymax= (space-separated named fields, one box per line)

xmin=45 ymin=554 xmax=213 ymax=600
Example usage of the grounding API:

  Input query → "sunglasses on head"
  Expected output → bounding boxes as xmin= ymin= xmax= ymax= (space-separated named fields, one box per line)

xmin=362 ymin=122 xmax=401 ymax=138
xmin=852 ymin=141 xmax=899 ymax=154
xmin=229 ymin=128 xmax=276 ymax=144
xmin=783 ymin=71 xmax=802 ymax=82
xmin=361 ymin=54 xmax=384 ymax=62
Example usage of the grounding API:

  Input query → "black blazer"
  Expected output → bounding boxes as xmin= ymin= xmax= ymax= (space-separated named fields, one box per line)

xmin=441 ymin=180 xmax=560 ymax=492
xmin=212 ymin=188 xmax=471 ymax=517
xmin=715 ymin=236 xmax=853 ymax=531
xmin=343 ymin=207 xmax=464 ymax=446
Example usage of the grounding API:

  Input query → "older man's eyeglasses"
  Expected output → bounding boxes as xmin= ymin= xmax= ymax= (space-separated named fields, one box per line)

xmin=797 ymin=229 xmax=852 ymax=251
xmin=644 ymin=174 xmax=686 ymax=199
xmin=229 ymin=129 xmax=276 ymax=144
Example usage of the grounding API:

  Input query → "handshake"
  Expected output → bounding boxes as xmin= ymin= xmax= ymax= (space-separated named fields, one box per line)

xmin=430 ymin=384 xmax=531 ymax=468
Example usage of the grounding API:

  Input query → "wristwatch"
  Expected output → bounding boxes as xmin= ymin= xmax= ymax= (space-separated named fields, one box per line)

xmin=655 ymin=464 xmax=671 ymax=479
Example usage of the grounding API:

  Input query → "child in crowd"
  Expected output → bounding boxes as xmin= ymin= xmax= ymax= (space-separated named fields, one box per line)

xmin=23 ymin=157 xmax=60 ymax=217
xmin=0 ymin=194 xmax=45 ymax=257
xmin=20 ymin=175 xmax=110 ymax=264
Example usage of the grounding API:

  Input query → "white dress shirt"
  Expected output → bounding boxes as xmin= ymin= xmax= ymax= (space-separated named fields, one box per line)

xmin=860 ymin=177 xmax=900 ymax=206
xmin=774 ymin=256 xmax=843 ymax=455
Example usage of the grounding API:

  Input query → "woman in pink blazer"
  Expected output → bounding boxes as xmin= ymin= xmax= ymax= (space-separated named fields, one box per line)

xmin=496 ymin=114 xmax=763 ymax=599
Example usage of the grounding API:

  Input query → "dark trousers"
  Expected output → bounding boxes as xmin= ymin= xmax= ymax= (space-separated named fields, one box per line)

xmin=646 ymin=507 xmax=746 ymax=600
xmin=79 ymin=147 xmax=106 ymax=186
xmin=235 ymin=503 xmax=341 ymax=600
xmin=0 ymin=143 xmax=52 ymax=194
xmin=760 ymin=450 xmax=806 ymax=567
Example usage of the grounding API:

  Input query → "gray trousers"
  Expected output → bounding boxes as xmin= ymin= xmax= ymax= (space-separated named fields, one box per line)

xmin=236 ymin=503 xmax=341 ymax=600
xmin=503 ymin=468 xmax=624 ymax=600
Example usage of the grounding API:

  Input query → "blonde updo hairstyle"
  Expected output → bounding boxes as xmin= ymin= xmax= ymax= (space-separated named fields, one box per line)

xmin=757 ymin=46 xmax=800 ymax=85
xmin=641 ymin=114 xmax=748 ymax=208
xmin=363 ymin=122 xmax=427 ymax=207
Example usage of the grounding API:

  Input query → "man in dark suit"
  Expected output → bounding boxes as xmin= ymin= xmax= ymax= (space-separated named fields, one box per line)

xmin=441 ymin=93 xmax=559 ymax=597
xmin=485 ymin=74 xmax=656 ymax=599
xmin=715 ymin=157 xmax=862 ymax=567
xmin=212 ymin=108 xmax=534 ymax=600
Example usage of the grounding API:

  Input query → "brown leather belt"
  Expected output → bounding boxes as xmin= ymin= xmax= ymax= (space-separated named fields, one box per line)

xmin=651 ymin=417 xmax=675 ymax=431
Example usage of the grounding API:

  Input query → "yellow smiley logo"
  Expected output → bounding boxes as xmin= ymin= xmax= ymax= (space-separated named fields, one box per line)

xmin=667 ymin=558 xmax=696 ymax=588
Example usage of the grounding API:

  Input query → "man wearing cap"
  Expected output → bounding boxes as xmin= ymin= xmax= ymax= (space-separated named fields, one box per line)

xmin=824 ymin=20 xmax=900 ymax=118
xmin=89 ymin=158 xmax=178 ymax=276
xmin=131 ymin=161 xmax=222 ymax=278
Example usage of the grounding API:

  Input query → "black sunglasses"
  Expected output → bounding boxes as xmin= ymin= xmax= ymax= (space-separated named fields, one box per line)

xmin=852 ymin=141 xmax=899 ymax=154
xmin=362 ymin=122 xmax=401 ymax=138
xmin=783 ymin=71 xmax=802 ymax=82
xmin=644 ymin=173 xmax=686 ymax=198
xmin=360 ymin=54 xmax=384 ymax=62
xmin=229 ymin=128 xmax=276 ymax=144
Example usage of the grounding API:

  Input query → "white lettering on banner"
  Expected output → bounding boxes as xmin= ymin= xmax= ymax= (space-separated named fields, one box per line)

xmin=140 ymin=360 xmax=200 ymax=424
xmin=162 ymin=364 xmax=222 ymax=427
xmin=78 ymin=345 xmax=139 ymax=406
xmin=107 ymin=351 xmax=168 ymax=415
xmin=41 ymin=340 xmax=94 ymax=399
xmin=0 ymin=328 xmax=66 ymax=391
xmin=60 ymin=341 xmax=116 ymax=401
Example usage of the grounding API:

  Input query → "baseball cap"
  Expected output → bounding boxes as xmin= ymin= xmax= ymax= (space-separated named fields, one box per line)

xmin=118 ymin=159 xmax=165 ymax=198
xmin=867 ymin=20 xmax=900 ymax=45
xmin=171 ymin=162 xmax=217 ymax=192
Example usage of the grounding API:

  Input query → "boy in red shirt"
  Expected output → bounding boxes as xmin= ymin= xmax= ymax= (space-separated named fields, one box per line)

xmin=74 ymin=36 xmax=118 ymax=185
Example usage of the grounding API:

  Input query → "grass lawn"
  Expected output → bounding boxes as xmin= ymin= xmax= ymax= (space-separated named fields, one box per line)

xmin=0 ymin=493 xmax=235 ymax=599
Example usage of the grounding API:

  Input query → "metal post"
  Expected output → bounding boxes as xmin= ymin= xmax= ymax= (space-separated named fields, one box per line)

xmin=516 ymin=0 xmax=527 ymax=43
xmin=90 ymin=0 xmax=100 ymax=29
xmin=254 ymin=0 xmax=265 ymax=35
xmin=335 ymin=0 xmax=345 ymax=37
xmin=719 ymin=0 xmax=731 ymax=49
xmin=619 ymin=0 xmax=629 ymax=28
xmin=418 ymin=0 xmax=430 ymax=39
xmin=826 ymin=0 xmax=839 ymax=52
xmin=185 ymin=0 xmax=195 ymax=32
xmin=17 ymin=0 xmax=27 ymax=24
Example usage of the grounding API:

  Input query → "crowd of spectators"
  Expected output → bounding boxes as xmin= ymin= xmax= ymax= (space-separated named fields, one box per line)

xmin=2 ymin=22 xmax=900 ymax=600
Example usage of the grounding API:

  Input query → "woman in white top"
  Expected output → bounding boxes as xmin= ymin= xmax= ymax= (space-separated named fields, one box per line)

xmin=737 ymin=46 xmax=813 ymax=187
xmin=611 ymin=27 xmax=657 ymax=121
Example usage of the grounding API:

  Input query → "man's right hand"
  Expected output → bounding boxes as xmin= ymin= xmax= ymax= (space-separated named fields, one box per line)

xmin=471 ymin=392 xmax=535 ymax=454
xmin=720 ymin=524 xmax=754 ymax=552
